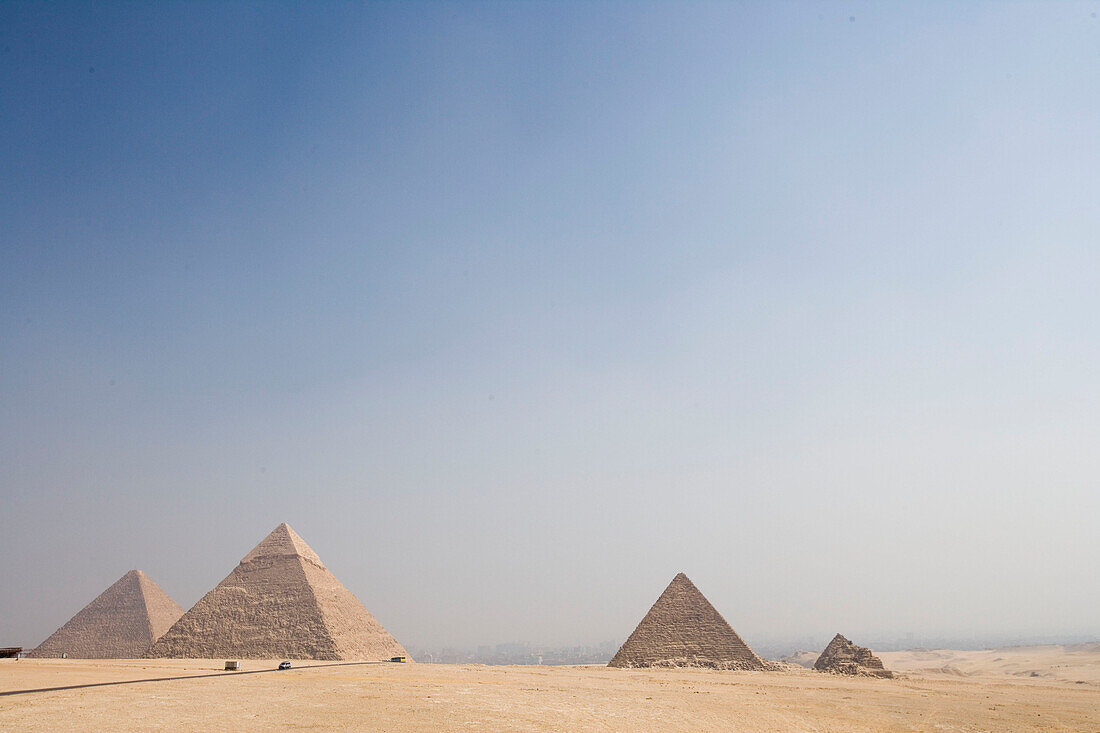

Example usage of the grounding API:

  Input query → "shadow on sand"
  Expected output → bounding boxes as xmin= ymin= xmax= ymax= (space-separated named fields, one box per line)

xmin=0 ymin=660 xmax=389 ymax=697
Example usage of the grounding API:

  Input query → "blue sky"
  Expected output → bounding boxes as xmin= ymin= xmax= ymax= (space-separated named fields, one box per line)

xmin=2 ymin=2 xmax=1098 ymax=651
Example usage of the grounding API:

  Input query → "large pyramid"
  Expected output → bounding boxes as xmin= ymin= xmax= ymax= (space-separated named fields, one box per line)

xmin=609 ymin=572 xmax=766 ymax=670
xmin=30 ymin=569 xmax=184 ymax=658
xmin=814 ymin=633 xmax=893 ymax=678
xmin=146 ymin=523 xmax=407 ymax=660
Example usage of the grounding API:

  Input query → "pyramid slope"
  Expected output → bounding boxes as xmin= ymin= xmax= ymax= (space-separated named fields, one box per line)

xmin=814 ymin=633 xmax=893 ymax=678
xmin=608 ymin=573 xmax=766 ymax=670
xmin=30 ymin=570 xmax=184 ymax=659
xmin=146 ymin=523 xmax=407 ymax=661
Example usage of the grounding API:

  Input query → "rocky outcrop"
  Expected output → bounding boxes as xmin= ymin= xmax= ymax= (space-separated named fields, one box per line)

xmin=814 ymin=633 xmax=893 ymax=678
xmin=31 ymin=570 xmax=184 ymax=658
xmin=146 ymin=523 xmax=407 ymax=661
xmin=609 ymin=573 xmax=767 ymax=670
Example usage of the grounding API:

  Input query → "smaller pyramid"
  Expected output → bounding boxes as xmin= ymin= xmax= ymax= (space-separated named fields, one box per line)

xmin=609 ymin=573 xmax=767 ymax=670
xmin=146 ymin=523 xmax=407 ymax=660
xmin=814 ymin=633 xmax=893 ymax=678
xmin=30 ymin=570 xmax=184 ymax=659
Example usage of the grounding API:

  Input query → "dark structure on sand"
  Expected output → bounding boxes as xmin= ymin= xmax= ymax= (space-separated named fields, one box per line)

xmin=814 ymin=633 xmax=893 ymax=678
xmin=609 ymin=572 xmax=767 ymax=670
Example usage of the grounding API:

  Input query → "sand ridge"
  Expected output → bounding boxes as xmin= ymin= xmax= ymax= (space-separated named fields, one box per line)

xmin=881 ymin=644 xmax=1100 ymax=685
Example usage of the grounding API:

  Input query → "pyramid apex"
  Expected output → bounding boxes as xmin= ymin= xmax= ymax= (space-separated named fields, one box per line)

xmin=667 ymin=572 xmax=695 ymax=590
xmin=241 ymin=523 xmax=324 ymax=567
xmin=130 ymin=569 xmax=164 ymax=593
xmin=117 ymin=569 xmax=151 ymax=589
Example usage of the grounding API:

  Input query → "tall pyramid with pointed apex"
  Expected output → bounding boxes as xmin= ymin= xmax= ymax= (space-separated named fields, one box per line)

xmin=30 ymin=570 xmax=184 ymax=659
xmin=145 ymin=523 xmax=407 ymax=660
xmin=608 ymin=572 xmax=766 ymax=670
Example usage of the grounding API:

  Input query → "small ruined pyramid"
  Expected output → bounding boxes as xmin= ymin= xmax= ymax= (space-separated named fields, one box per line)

xmin=609 ymin=572 xmax=766 ymax=670
xmin=814 ymin=633 xmax=893 ymax=678
xmin=146 ymin=523 xmax=407 ymax=660
xmin=30 ymin=569 xmax=184 ymax=659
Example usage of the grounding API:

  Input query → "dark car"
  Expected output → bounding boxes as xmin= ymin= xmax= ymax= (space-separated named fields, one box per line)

xmin=278 ymin=661 xmax=291 ymax=670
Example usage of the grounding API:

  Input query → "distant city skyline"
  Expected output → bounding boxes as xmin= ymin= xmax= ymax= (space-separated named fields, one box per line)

xmin=2 ymin=2 xmax=1098 ymax=652
xmin=407 ymin=630 xmax=1100 ymax=667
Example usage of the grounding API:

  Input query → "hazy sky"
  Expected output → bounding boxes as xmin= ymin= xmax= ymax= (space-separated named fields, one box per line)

xmin=2 ymin=2 xmax=1098 ymax=653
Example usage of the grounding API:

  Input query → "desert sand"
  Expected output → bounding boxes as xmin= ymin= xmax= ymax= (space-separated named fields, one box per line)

xmin=881 ymin=643 xmax=1100 ymax=686
xmin=2 ymin=645 xmax=1097 ymax=732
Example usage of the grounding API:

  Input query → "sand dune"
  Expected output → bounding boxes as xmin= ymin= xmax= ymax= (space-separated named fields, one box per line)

xmin=881 ymin=643 xmax=1100 ymax=685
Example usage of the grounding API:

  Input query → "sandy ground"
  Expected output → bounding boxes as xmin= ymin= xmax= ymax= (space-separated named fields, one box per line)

xmin=1 ymin=648 xmax=1097 ymax=731
xmin=882 ymin=643 xmax=1100 ymax=685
